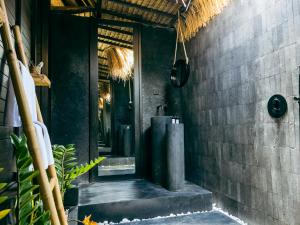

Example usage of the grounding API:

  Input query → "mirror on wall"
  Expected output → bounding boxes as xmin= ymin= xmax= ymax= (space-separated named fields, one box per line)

xmin=98 ymin=79 xmax=112 ymax=153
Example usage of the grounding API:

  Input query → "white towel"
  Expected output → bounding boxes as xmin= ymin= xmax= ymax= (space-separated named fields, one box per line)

xmin=8 ymin=61 xmax=54 ymax=169
xmin=34 ymin=121 xmax=54 ymax=169
xmin=11 ymin=62 xmax=37 ymax=127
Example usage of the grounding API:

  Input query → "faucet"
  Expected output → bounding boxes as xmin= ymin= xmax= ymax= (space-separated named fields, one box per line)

xmin=156 ymin=103 xmax=168 ymax=116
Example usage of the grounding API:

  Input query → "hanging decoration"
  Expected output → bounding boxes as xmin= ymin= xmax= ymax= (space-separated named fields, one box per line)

xmin=170 ymin=11 xmax=190 ymax=88
xmin=104 ymin=46 xmax=134 ymax=82
xmin=178 ymin=0 xmax=231 ymax=41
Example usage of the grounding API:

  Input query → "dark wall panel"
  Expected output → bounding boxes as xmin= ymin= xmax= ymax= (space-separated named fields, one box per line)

xmin=138 ymin=26 xmax=181 ymax=177
xmin=50 ymin=14 xmax=98 ymax=183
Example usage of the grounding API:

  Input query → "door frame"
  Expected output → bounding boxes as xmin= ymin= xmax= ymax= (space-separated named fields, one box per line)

xmin=133 ymin=25 xmax=143 ymax=177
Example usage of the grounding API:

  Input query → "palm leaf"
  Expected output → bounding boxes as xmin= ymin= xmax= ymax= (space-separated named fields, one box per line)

xmin=0 ymin=168 xmax=11 ymax=221
xmin=53 ymin=144 xmax=105 ymax=199
xmin=11 ymin=134 xmax=51 ymax=225
xmin=0 ymin=209 xmax=11 ymax=220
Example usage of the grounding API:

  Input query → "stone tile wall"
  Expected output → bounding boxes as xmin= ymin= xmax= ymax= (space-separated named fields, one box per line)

xmin=182 ymin=0 xmax=300 ymax=224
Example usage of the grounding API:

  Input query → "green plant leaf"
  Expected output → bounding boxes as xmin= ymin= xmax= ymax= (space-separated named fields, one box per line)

xmin=0 ymin=209 xmax=11 ymax=220
xmin=11 ymin=134 xmax=51 ymax=224
xmin=20 ymin=185 xmax=39 ymax=197
xmin=0 ymin=183 xmax=7 ymax=191
xmin=0 ymin=196 xmax=8 ymax=204
xmin=20 ymin=171 xmax=39 ymax=184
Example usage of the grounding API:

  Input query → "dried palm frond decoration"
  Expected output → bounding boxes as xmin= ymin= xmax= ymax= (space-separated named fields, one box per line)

xmin=51 ymin=0 xmax=65 ymax=6
xmin=179 ymin=0 xmax=231 ymax=41
xmin=104 ymin=47 xmax=134 ymax=82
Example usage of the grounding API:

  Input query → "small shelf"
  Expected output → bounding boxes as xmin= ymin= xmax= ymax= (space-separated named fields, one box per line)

xmin=31 ymin=73 xmax=51 ymax=88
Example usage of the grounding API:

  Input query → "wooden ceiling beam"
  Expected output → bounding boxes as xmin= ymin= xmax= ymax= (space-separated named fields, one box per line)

xmin=99 ymin=70 xmax=108 ymax=73
xmin=101 ymin=9 xmax=173 ymax=29
xmin=51 ymin=6 xmax=95 ymax=14
xmin=98 ymin=25 xmax=133 ymax=36
xmin=99 ymin=19 xmax=136 ymax=28
xmin=61 ymin=0 xmax=78 ymax=6
xmin=98 ymin=34 xmax=132 ymax=46
xmin=99 ymin=74 xmax=109 ymax=79
xmin=99 ymin=39 xmax=133 ymax=49
xmin=96 ymin=0 xmax=102 ymax=18
xmin=108 ymin=0 xmax=174 ymax=19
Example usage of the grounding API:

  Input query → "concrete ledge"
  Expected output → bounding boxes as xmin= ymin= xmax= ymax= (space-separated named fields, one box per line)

xmin=78 ymin=179 xmax=212 ymax=223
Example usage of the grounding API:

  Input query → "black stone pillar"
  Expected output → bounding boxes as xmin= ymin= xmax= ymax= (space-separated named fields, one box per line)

xmin=166 ymin=123 xmax=185 ymax=191
xmin=151 ymin=116 xmax=172 ymax=185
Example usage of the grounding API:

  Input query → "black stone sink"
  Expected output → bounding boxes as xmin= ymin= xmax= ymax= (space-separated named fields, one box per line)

xmin=151 ymin=116 xmax=172 ymax=186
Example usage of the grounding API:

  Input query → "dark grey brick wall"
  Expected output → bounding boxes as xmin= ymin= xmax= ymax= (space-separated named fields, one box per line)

xmin=140 ymin=26 xmax=182 ymax=177
xmin=182 ymin=0 xmax=300 ymax=224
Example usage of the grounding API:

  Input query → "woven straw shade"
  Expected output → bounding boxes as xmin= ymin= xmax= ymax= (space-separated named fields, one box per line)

xmin=179 ymin=0 xmax=231 ymax=41
xmin=104 ymin=46 xmax=133 ymax=81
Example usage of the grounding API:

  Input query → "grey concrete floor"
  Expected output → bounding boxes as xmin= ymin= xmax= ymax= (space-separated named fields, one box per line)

xmin=119 ymin=211 xmax=242 ymax=225
xmin=78 ymin=179 xmax=211 ymax=206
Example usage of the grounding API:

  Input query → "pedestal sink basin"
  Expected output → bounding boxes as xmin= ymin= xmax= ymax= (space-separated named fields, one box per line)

xmin=151 ymin=116 xmax=172 ymax=186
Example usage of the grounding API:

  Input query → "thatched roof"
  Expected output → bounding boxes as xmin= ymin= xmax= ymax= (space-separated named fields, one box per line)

xmin=179 ymin=0 xmax=231 ymax=41
xmin=51 ymin=0 xmax=230 ymax=78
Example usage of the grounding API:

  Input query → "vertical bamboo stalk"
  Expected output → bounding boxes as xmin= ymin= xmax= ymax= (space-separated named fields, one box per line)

xmin=48 ymin=165 xmax=68 ymax=225
xmin=12 ymin=26 xmax=27 ymax=65
xmin=12 ymin=25 xmax=67 ymax=225
xmin=0 ymin=1 xmax=61 ymax=225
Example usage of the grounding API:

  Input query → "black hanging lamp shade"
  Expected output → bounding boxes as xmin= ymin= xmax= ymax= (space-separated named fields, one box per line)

xmin=170 ymin=59 xmax=190 ymax=88
xmin=170 ymin=12 xmax=190 ymax=88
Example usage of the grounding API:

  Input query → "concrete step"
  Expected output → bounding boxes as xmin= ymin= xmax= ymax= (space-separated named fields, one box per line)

xmin=98 ymin=146 xmax=111 ymax=153
xmin=100 ymin=156 xmax=135 ymax=166
xmin=77 ymin=179 xmax=212 ymax=223
xmin=98 ymin=164 xmax=136 ymax=176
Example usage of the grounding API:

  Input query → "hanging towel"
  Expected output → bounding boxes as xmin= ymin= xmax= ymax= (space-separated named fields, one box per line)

xmin=6 ymin=61 xmax=54 ymax=169
xmin=33 ymin=121 xmax=54 ymax=169
xmin=8 ymin=61 xmax=37 ymax=127
xmin=33 ymin=123 xmax=49 ymax=169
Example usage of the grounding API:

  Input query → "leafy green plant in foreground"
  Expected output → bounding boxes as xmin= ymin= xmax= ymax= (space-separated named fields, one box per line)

xmin=53 ymin=144 xmax=105 ymax=199
xmin=11 ymin=134 xmax=50 ymax=225
xmin=0 ymin=168 xmax=11 ymax=221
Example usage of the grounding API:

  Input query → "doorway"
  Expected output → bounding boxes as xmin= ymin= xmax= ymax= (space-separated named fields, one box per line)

xmin=97 ymin=27 xmax=136 ymax=177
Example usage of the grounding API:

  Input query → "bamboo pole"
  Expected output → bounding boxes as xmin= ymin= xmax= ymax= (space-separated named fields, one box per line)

xmin=12 ymin=25 xmax=68 ymax=225
xmin=0 ymin=1 xmax=61 ymax=225
xmin=12 ymin=26 xmax=27 ymax=65
xmin=48 ymin=165 xmax=68 ymax=225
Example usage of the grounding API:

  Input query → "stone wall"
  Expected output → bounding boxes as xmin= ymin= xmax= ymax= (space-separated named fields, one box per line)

xmin=182 ymin=0 xmax=300 ymax=224
xmin=139 ymin=26 xmax=182 ymax=177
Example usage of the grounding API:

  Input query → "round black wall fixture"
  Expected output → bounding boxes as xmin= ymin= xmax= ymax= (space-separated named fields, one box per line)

xmin=170 ymin=59 xmax=190 ymax=88
xmin=267 ymin=94 xmax=287 ymax=118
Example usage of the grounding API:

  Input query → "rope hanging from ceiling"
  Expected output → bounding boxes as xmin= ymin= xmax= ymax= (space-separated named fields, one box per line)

xmin=178 ymin=0 xmax=231 ymax=41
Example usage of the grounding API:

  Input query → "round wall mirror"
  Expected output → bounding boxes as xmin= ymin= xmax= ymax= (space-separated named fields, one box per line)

xmin=170 ymin=59 xmax=190 ymax=88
